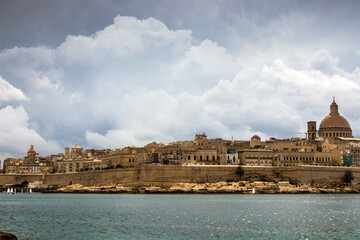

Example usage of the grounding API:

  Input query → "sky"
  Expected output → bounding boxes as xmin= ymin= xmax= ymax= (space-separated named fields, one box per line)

xmin=1 ymin=0 xmax=360 ymax=162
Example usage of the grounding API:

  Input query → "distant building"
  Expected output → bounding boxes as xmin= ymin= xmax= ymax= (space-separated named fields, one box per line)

xmin=308 ymin=98 xmax=353 ymax=140
xmin=2 ymin=99 xmax=359 ymax=174
xmin=3 ymin=145 xmax=53 ymax=174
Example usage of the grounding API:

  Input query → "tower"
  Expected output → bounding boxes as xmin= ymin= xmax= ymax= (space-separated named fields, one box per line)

xmin=307 ymin=121 xmax=317 ymax=141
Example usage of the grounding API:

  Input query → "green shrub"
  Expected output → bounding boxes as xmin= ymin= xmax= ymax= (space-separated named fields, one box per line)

xmin=235 ymin=166 xmax=244 ymax=180
xmin=343 ymin=170 xmax=354 ymax=184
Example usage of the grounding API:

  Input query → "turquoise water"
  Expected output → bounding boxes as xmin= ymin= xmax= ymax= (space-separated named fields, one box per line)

xmin=0 ymin=194 xmax=359 ymax=239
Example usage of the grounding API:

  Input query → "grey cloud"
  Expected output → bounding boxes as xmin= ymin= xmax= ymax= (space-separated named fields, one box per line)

xmin=1 ymin=4 xmax=360 ymax=158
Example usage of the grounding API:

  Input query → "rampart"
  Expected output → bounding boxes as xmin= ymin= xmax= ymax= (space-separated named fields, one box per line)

xmin=0 ymin=165 xmax=359 ymax=187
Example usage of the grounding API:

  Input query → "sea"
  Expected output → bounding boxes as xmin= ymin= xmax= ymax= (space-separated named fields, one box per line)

xmin=0 ymin=193 xmax=359 ymax=240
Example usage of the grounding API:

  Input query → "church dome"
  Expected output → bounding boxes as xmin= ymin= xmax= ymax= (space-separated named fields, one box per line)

xmin=318 ymin=99 xmax=352 ymax=138
xmin=319 ymin=114 xmax=351 ymax=130
xmin=27 ymin=145 xmax=36 ymax=153
xmin=251 ymin=135 xmax=261 ymax=141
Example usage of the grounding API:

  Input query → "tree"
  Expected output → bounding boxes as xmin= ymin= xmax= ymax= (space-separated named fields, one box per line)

xmin=20 ymin=181 xmax=29 ymax=187
xmin=343 ymin=170 xmax=354 ymax=184
xmin=235 ymin=166 xmax=245 ymax=181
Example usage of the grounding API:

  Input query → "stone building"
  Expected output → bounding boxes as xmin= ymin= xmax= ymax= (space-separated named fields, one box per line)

xmin=143 ymin=134 xmax=249 ymax=166
xmin=2 ymin=99 xmax=359 ymax=175
xmin=55 ymin=142 xmax=106 ymax=173
xmin=3 ymin=145 xmax=53 ymax=174
xmin=70 ymin=142 xmax=84 ymax=159
xmin=56 ymin=159 xmax=101 ymax=173
xmin=99 ymin=147 xmax=140 ymax=168
xmin=246 ymin=99 xmax=358 ymax=167
xmin=308 ymin=98 xmax=353 ymax=139
xmin=239 ymin=149 xmax=276 ymax=166
xmin=226 ymin=149 xmax=239 ymax=165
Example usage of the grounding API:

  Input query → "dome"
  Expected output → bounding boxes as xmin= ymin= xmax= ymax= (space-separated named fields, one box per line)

xmin=319 ymin=114 xmax=351 ymax=130
xmin=27 ymin=145 xmax=36 ymax=153
xmin=251 ymin=135 xmax=261 ymax=141
xmin=318 ymin=99 xmax=352 ymax=138
xmin=73 ymin=142 xmax=81 ymax=149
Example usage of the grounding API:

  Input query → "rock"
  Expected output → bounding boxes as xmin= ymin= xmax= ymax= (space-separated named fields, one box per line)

xmin=40 ymin=181 xmax=360 ymax=194
xmin=0 ymin=232 xmax=17 ymax=240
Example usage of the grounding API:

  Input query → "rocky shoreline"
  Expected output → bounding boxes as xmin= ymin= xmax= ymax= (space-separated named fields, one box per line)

xmin=42 ymin=181 xmax=360 ymax=194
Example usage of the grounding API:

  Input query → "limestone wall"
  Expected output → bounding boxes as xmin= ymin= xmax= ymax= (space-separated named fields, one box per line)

xmin=0 ymin=165 xmax=359 ymax=187
xmin=300 ymin=165 xmax=360 ymax=184
xmin=0 ymin=174 xmax=43 ymax=186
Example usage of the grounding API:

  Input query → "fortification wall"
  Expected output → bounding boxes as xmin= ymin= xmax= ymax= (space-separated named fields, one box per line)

xmin=0 ymin=165 xmax=359 ymax=187
xmin=0 ymin=174 xmax=43 ymax=186
xmin=133 ymin=165 xmax=278 ymax=186
xmin=0 ymin=166 xmax=277 ymax=187
xmin=299 ymin=165 xmax=360 ymax=184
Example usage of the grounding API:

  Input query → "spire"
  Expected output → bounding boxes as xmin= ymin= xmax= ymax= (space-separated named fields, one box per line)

xmin=330 ymin=98 xmax=338 ymax=115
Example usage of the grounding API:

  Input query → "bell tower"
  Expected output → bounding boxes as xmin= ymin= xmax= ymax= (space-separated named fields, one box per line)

xmin=307 ymin=121 xmax=317 ymax=141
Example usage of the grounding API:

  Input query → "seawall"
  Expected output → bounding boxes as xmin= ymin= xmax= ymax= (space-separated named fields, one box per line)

xmin=0 ymin=165 xmax=359 ymax=187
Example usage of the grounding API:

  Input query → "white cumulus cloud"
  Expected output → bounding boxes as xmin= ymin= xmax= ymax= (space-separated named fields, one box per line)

xmin=0 ymin=105 xmax=61 ymax=160
xmin=0 ymin=76 xmax=29 ymax=102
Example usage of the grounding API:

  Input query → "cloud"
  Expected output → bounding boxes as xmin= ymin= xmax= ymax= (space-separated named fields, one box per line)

xmin=1 ymin=14 xmax=360 ymax=156
xmin=171 ymin=39 xmax=238 ymax=92
xmin=0 ymin=105 xmax=61 ymax=159
xmin=57 ymin=15 xmax=192 ymax=67
xmin=86 ymin=128 xmax=175 ymax=149
xmin=86 ymin=57 xmax=360 ymax=147
xmin=0 ymin=76 xmax=29 ymax=102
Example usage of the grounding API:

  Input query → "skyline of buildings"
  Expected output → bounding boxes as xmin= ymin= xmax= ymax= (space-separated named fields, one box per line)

xmin=2 ymin=99 xmax=360 ymax=174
